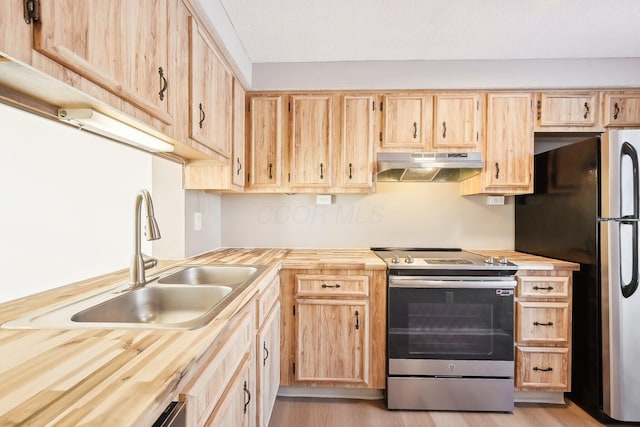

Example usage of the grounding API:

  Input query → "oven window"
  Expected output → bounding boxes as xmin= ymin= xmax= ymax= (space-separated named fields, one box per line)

xmin=407 ymin=302 xmax=493 ymax=356
xmin=388 ymin=287 xmax=513 ymax=361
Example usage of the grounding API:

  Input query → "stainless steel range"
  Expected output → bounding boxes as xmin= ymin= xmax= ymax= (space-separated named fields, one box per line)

xmin=372 ymin=248 xmax=518 ymax=412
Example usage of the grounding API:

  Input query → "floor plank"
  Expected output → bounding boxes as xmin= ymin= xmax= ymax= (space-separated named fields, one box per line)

xmin=268 ymin=397 xmax=609 ymax=427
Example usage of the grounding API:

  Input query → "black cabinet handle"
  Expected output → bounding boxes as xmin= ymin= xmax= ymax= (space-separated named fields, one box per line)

xmin=158 ymin=67 xmax=168 ymax=101
xmin=412 ymin=122 xmax=418 ymax=139
xmin=355 ymin=310 xmax=360 ymax=330
xmin=321 ymin=284 xmax=341 ymax=288
xmin=348 ymin=163 xmax=353 ymax=179
xmin=236 ymin=157 xmax=242 ymax=175
xmin=533 ymin=366 xmax=553 ymax=372
xmin=495 ymin=162 xmax=500 ymax=179
xmin=320 ymin=163 xmax=324 ymax=180
xmin=263 ymin=341 xmax=269 ymax=366
xmin=243 ymin=381 xmax=251 ymax=414
xmin=614 ymin=102 xmax=620 ymax=120
xmin=533 ymin=321 xmax=554 ymax=326
xmin=442 ymin=121 xmax=447 ymax=138
xmin=198 ymin=103 xmax=205 ymax=128
xmin=583 ymin=102 xmax=590 ymax=119
xmin=268 ymin=163 xmax=273 ymax=179
xmin=533 ymin=285 xmax=554 ymax=291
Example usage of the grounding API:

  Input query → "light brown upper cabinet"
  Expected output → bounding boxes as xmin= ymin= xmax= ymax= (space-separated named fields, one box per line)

xmin=33 ymin=0 xmax=173 ymax=125
xmin=340 ymin=95 xmax=376 ymax=191
xmin=604 ymin=92 xmax=640 ymax=127
xmin=189 ymin=17 xmax=232 ymax=159
xmin=432 ymin=93 xmax=483 ymax=151
xmin=290 ymin=95 xmax=333 ymax=189
xmin=461 ymin=93 xmax=534 ymax=195
xmin=247 ymin=95 xmax=285 ymax=190
xmin=381 ymin=94 xmax=432 ymax=150
xmin=535 ymin=92 xmax=601 ymax=131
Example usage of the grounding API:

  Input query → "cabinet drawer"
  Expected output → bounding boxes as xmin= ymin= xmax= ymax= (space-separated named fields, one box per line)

xmin=258 ymin=275 xmax=280 ymax=326
xmin=517 ymin=276 xmax=569 ymax=298
xmin=516 ymin=302 xmax=569 ymax=344
xmin=181 ymin=302 xmax=254 ymax=426
xmin=295 ymin=274 xmax=369 ymax=297
xmin=516 ymin=347 xmax=569 ymax=390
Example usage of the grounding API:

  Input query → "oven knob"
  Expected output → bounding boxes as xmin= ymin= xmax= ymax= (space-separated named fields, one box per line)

xmin=484 ymin=256 xmax=496 ymax=265
xmin=391 ymin=255 xmax=400 ymax=264
xmin=405 ymin=256 xmax=414 ymax=264
xmin=498 ymin=256 xmax=509 ymax=264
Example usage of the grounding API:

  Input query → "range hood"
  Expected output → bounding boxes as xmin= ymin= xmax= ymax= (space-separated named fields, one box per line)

xmin=376 ymin=152 xmax=484 ymax=182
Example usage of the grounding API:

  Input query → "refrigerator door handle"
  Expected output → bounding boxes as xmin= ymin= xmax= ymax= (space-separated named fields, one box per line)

xmin=619 ymin=142 xmax=639 ymax=298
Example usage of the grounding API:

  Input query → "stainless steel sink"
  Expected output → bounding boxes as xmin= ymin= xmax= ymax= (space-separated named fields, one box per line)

xmin=157 ymin=265 xmax=258 ymax=286
xmin=2 ymin=263 xmax=267 ymax=330
xmin=71 ymin=285 xmax=233 ymax=327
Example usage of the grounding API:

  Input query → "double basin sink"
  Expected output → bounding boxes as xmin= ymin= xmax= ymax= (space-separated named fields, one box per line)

xmin=3 ymin=264 xmax=266 ymax=330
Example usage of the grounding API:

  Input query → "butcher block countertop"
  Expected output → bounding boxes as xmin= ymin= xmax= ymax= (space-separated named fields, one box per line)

xmin=0 ymin=248 xmax=570 ymax=425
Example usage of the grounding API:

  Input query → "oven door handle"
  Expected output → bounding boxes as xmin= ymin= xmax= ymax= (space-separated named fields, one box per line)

xmin=389 ymin=278 xmax=517 ymax=289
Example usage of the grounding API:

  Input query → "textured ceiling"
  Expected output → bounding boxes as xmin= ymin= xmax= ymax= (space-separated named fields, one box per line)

xmin=219 ymin=0 xmax=640 ymax=63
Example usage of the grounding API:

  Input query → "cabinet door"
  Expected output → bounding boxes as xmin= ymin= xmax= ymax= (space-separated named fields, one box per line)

xmin=290 ymin=95 xmax=332 ymax=188
xmin=189 ymin=17 xmax=232 ymax=158
xmin=433 ymin=94 xmax=482 ymax=151
xmin=484 ymin=93 xmax=534 ymax=191
xmin=537 ymin=92 xmax=598 ymax=128
xmin=248 ymin=96 xmax=283 ymax=189
xmin=232 ymin=80 xmax=246 ymax=187
xmin=341 ymin=95 xmax=375 ymax=189
xmin=257 ymin=303 xmax=280 ymax=427
xmin=205 ymin=354 xmax=255 ymax=427
xmin=34 ymin=0 xmax=172 ymax=124
xmin=295 ymin=299 xmax=368 ymax=384
xmin=604 ymin=93 xmax=640 ymax=126
xmin=382 ymin=94 xmax=432 ymax=150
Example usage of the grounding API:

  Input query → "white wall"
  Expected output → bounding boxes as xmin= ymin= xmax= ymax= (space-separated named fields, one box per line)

xmin=0 ymin=103 xmax=190 ymax=303
xmin=221 ymin=183 xmax=513 ymax=249
xmin=185 ymin=190 xmax=222 ymax=257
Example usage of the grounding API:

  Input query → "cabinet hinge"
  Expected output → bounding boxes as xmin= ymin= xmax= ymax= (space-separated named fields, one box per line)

xmin=293 ymin=305 xmax=296 ymax=316
xmin=23 ymin=0 xmax=40 ymax=24
xmin=292 ymin=362 xmax=296 ymax=374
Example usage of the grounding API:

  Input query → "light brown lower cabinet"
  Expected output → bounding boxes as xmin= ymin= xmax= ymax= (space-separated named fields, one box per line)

xmin=514 ymin=271 xmax=572 ymax=392
xmin=180 ymin=300 xmax=256 ymax=427
xmin=279 ymin=268 xmax=386 ymax=389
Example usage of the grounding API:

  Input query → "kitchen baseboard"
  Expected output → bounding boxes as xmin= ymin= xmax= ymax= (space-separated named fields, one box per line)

xmin=514 ymin=391 xmax=565 ymax=404
xmin=277 ymin=386 xmax=384 ymax=400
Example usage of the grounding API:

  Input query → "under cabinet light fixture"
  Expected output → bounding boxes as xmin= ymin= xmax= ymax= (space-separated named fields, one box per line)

xmin=57 ymin=108 xmax=174 ymax=153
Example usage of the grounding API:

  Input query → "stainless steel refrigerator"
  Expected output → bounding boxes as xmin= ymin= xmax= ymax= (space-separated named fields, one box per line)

xmin=515 ymin=129 xmax=640 ymax=423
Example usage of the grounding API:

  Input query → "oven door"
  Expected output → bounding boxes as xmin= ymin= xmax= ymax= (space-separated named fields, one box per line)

xmin=388 ymin=277 xmax=516 ymax=364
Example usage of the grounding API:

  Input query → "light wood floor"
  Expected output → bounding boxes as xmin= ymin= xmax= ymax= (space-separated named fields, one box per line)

xmin=268 ymin=397 xmax=610 ymax=427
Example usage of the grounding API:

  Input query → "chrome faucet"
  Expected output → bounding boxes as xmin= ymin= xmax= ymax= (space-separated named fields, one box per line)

xmin=129 ymin=189 xmax=161 ymax=288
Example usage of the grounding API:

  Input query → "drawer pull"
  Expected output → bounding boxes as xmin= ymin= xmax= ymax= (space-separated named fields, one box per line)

xmin=533 ymin=366 xmax=553 ymax=372
xmin=355 ymin=310 xmax=360 ymax=330
xmin=532 ymin=285 xmax=554 ymax=291
xmin=321 ymin=284 xmax=341 ymax=289
xmin=533 ymin=321 xmax=554 ymax=326
xmin=263 ymin=341 xmax=269 ymax=366
xmin=243 ymin=380 xmax=251 ymax=414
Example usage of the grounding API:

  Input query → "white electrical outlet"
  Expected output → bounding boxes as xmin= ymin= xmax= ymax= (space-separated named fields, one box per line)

xmin=194 ymin=212 xmax=202 ymax=231
xmin=487 ymin=196 xmax=505 ymax=206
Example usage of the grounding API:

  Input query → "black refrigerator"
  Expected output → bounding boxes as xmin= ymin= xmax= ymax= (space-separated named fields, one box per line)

xmin=515 ymin=130 xmax=640 ymax=423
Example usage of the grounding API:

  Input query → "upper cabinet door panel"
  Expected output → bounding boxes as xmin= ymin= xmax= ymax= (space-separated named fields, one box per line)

xmin=249 ymin=96 xmax=283 ymax=188
xmin=537 ymin=92 xmax=599 ymax=128
xmin=34 ymin=0 xmax=172 ymax=124
xmin=290 ymin=95 xmax=332 ymax=187
xmin=433 ymin=94 xmax=482 ymax=151
xmin=382 ymin=94 xmax=431 ymax=150
xmin=341 ymin=95 xmax=375 ymax=189
xmin=604 ymin=93 xmax=640 ymax=127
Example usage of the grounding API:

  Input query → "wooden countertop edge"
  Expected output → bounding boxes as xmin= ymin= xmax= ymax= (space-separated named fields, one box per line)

xmin=0 ymin=247 xmax=572 ymax=424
